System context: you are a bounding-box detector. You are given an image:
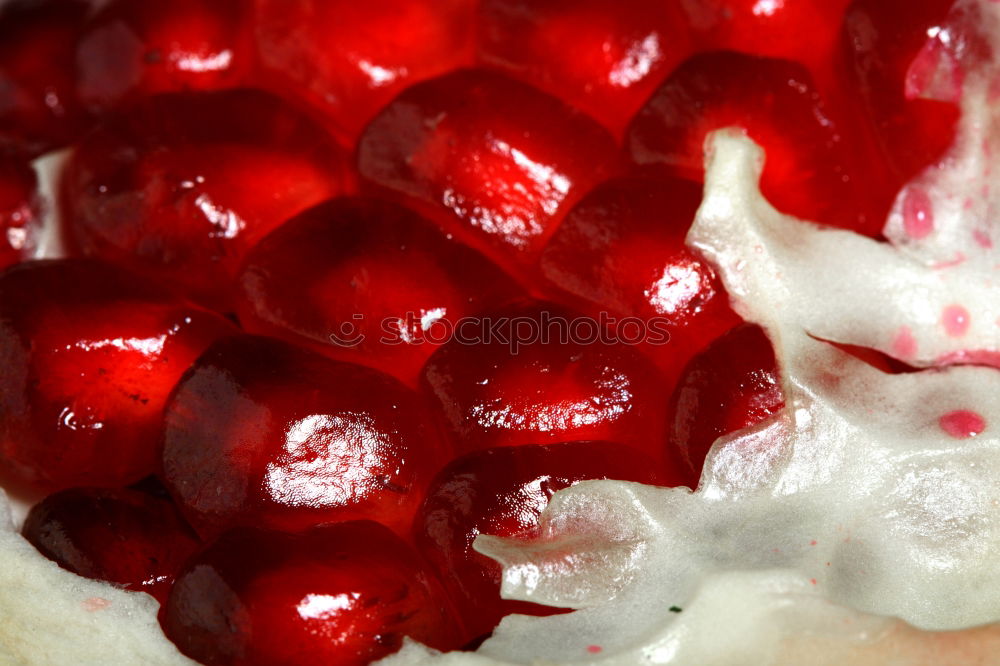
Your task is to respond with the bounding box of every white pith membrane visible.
[3,2,1000,664]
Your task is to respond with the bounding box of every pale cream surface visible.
[4,1,1000,664]
[0,490,195,666]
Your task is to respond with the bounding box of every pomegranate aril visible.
[476,0,695,136]
[681,0,852,71]
[0,0,92,155]
[839,0,960,186]
[414,441,669,638]
[666,324,784,487]
[77,0,255,113]
[63,89,351,312]
[420,302,671,464]
[0,259,236,491]
[540,176,740,374]
[164,521,464,666]
[237,197,522,387]
[22,486,200,603]
[162,334,450,539]
[0,152,39,269]
[626,51,884,237]
[357,69,621,279]
[253,0,476,145]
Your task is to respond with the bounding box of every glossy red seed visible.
[626,51,884,237]
[162,334,450,539]
[476,0,695,136]
[237,197,522,387]
[666,324,784,487]
[77,0,254,113]
[0,259,236,492]
[357,69,621,279]
[0,0,93,155]
[253,0,476,145]
[420,302,670,463]
[681,0,852,70]
[0,153,39,269]
[22,486,200,603]
[839,0,959,186]
[63,89,351,311]
[541,176,740,374]
[414,441,669,638]
[164,521,464,666]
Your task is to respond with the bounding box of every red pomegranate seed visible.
[0,0,93,155]
[839,0,959,187]
[357,69,620,279]
[22,486,200,603]
[162,334,450,539]
[253,0,476,145]
[681,0,852,70]
[77,0,255,113]
[476,0,695,136]
[164,521,464,666]
[236,197,522,387]
[62,89,351,312]
[0,153,39,269]
[0,259,236,492]
[626,51,885,237]
[666,324,784,487]
[540,176,740,373]
[414,441,670,638]
[420,302,670,463]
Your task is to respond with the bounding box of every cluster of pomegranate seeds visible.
[162,335,450,539]
[236,197,522,386]
[164,521,464,665]
[414,441,668,639]
[0,259,235,491]
[21,485,200,603]
[0,152,39,268]
[63,89,351,311]
[0,0,967,662]
[76,0,255,113]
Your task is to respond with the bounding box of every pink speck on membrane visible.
[939,410,986,439]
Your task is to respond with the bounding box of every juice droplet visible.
[942,305,971,337]
[81,597,111,612]
[586,645,603,654]
[973,229,993,248]
[892,326,917,359]
[939,410,986,439]
[902,188,934,239]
